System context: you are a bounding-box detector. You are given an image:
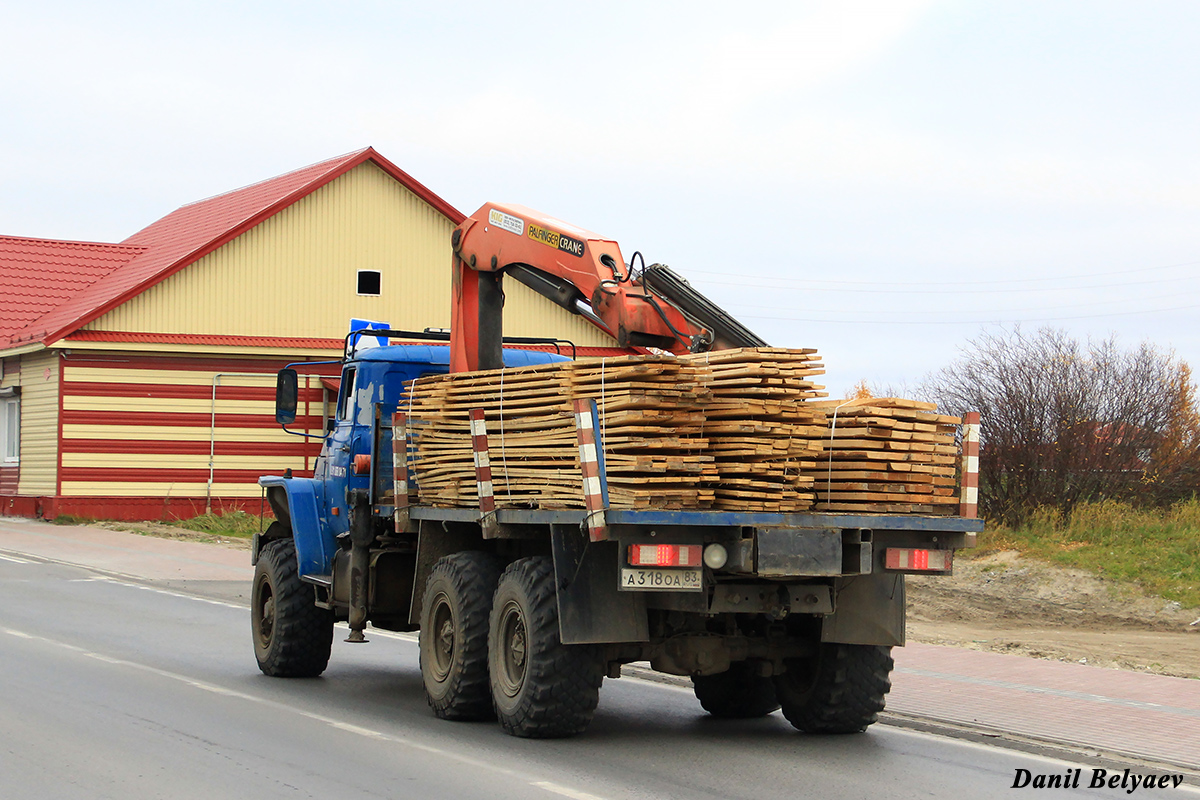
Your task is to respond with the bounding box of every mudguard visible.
[258,475,337,577]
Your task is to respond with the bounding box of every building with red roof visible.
[0,148,621,520]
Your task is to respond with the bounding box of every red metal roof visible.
[2,148,465,351]
[0,237,147,346]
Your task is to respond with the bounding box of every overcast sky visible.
[3,1,1197,396]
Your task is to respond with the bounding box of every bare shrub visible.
[923,327,1199,525]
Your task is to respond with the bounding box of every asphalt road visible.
[0,555,1194,800]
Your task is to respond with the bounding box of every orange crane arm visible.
[449,202,727,373]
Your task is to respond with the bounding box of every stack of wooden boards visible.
[679,349,826,511]
[405,355,717,509]
[801,398,961,515]
[403,349,963,515]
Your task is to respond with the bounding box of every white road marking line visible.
[0,553,34,564]
[330,721,388,739]
[533,781,611,800]
[0,625,615,800]
[62,574,245,609]
[116,581,245,609]
[336,623,417,642]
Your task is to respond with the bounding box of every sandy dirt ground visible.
[96,522,1199,680]
[908,551,1200,679]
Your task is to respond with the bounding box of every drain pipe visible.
[208,372,276,514]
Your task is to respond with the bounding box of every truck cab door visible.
[323,363,360,538]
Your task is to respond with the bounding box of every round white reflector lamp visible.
[703,543,728,570]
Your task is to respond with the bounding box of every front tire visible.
[489,557,603,738]
[692,662,780,718]
[419,552,502,720]
[252,538,334,677]
[773,643,893,733]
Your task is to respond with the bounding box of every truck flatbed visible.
[406,505,984,533]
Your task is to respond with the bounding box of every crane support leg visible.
[451,257,505,372]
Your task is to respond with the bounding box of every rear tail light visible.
[628,544,702,568]
[885,547,952,572]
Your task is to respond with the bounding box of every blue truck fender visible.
[258,475,337,577]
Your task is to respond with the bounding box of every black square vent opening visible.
[357,270,381,295]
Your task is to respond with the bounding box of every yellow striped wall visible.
[86,162,616,347]
[12,350,60,496]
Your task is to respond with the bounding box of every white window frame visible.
[1,395,17,464]
[338,367,358,421]
[352,268,381,297]
[356,270,382,296]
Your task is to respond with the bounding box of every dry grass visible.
[54,510,264,540]
[976,499,1200,608]
[174,511,262,538]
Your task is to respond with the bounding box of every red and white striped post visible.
[391,412,410,533]
[574,398,610,542]
[470,409,498,536]
[959,411,981,519]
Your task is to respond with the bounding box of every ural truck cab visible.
[255,342,568,655]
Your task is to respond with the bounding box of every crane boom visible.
[449,202,764,372]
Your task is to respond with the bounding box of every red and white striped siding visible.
[59,354,328,500]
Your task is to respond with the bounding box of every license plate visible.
[620,567,703,592]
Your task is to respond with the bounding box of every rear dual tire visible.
[488,557,604,738]
[773,643,893,733]
[419,551,503,720]
[419,554,604,737]
[692,662,780,718]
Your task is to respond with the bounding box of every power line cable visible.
[736,302,1200,326]
[690,273,1200,295]
[724,288,1200,316]
[681,258,1200,289]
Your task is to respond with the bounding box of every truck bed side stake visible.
[574,398,609,542]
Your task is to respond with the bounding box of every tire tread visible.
[254,538,334,678]
[420,551,502,720]
[490,557,603,738]
[774,643,893,734]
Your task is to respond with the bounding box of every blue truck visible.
[251,202,983,739]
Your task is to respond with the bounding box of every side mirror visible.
[275,369,298,425]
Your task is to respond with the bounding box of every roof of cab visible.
[352,344,570,367]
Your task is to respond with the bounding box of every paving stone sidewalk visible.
[890,642,1199,770]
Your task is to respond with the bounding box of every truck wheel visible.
[252,538,334,677]
[692,662,781,718]
[772,643,893,734]
[420,551,502,720]
[489,557,603,738]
